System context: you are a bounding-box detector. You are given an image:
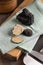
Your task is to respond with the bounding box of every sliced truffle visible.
[12,24,24,35]
[11,36,24,44]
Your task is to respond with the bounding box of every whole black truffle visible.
[17,13,28,24]
[22,29,32,36]
[23,8,30,16]
[16,8,34,26]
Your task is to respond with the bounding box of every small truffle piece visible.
[11,36,24,44]
[16,8,34,26]
[3,48,22,61]
[12,24,24,35]
[22,29,32,36]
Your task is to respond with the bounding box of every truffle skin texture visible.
[23,8,30,16]
[16,8,34,26]
[22,29,33,36]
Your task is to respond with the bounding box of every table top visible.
[0,0,43,65]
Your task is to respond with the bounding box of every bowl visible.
[0,0,17,13]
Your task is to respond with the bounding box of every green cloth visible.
[0,1,43,54]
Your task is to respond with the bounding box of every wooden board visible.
[0,51,25,65]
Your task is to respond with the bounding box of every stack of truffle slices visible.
[16,8,34,26]
[11,24,33,44]
[12,24,24,44]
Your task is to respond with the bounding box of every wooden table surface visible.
[0,0,43,65]
[0,52,25,65]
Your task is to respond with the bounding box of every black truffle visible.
[22,29,32,36]
[16,8,34,26]
[23,8,30,16]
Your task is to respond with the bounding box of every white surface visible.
[23,53,42,65]
[0,1,43,54]
[20,35,39,52]
[35,0,43,14]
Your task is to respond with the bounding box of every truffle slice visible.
[11,36,24,44]
[12,24,24,35]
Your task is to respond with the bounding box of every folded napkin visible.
[25,1,43,34]
[19,1,43,52]
[0,31,17,54]
[19,35,39,52]
[0,1,43,54]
